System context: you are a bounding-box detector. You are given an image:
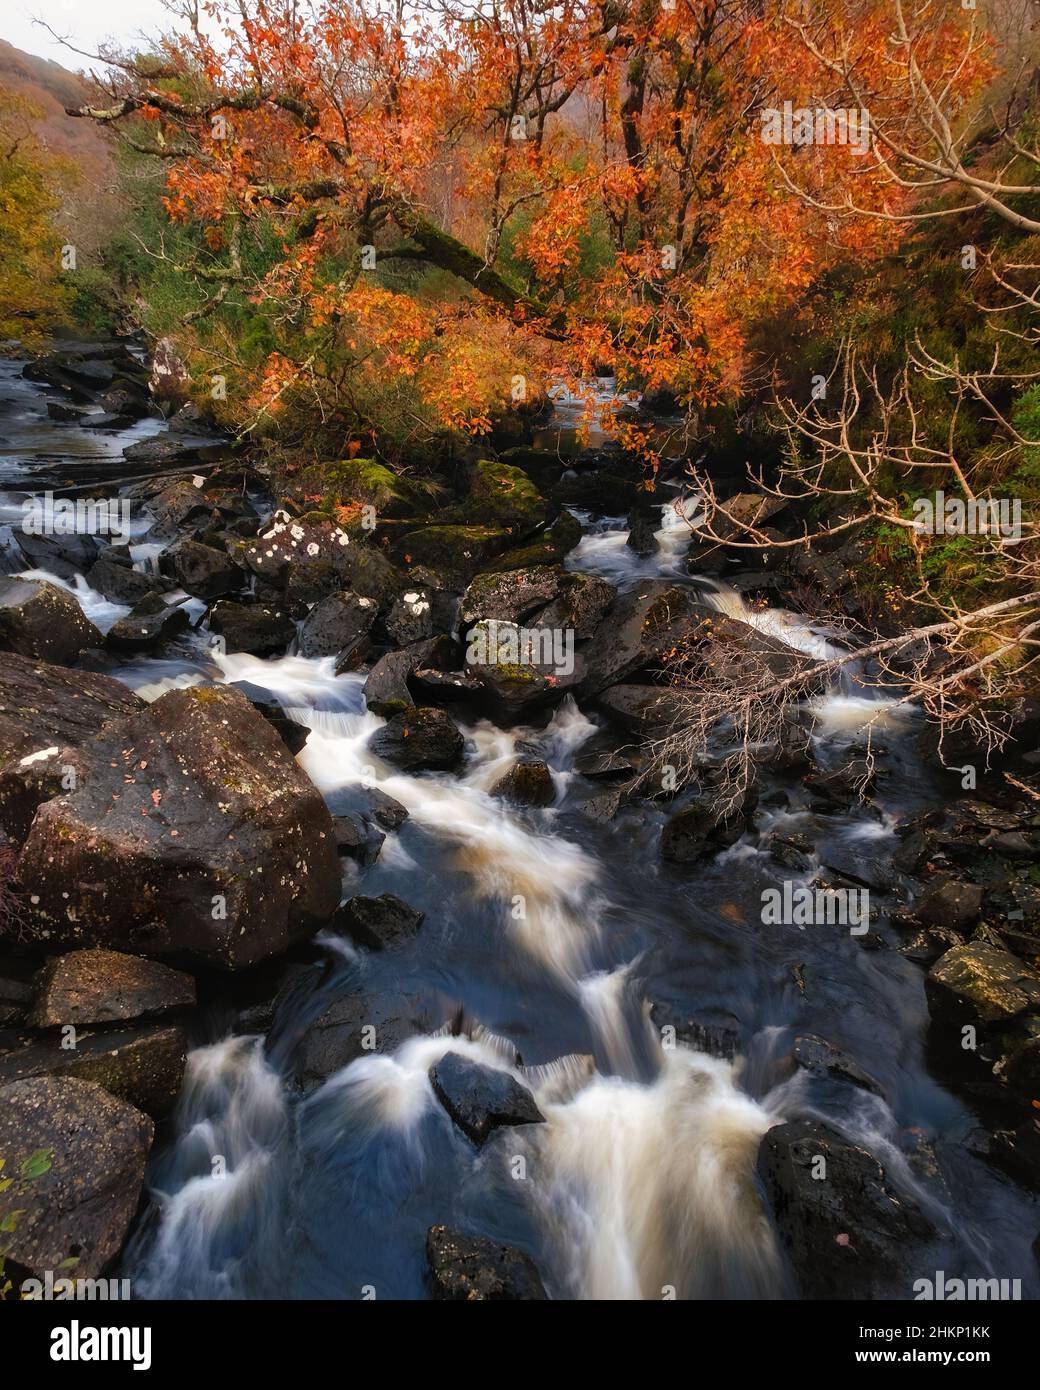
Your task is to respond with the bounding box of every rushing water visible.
[3,357,1037,1301]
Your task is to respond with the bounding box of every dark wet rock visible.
[552,469,635,515]
[970,1121,1040,1190]
[14,685,340,969]
[384,588,435,646]
[536,571,616,638]
[793,1034,884,1096]
[573,736,638,780]
[0,1022,186,1117]
[429,1051,544,1145]
[86,555,174,606]
[804,759,876,809]
[626,505,660,557]
[756,1118,934,1300]
[208,599,294,657]
[768,832,813,872]
[331,892,424,950]
[916,879,984,931]
[761,720,817,776]
[926,942,1040,1025]
[661,790,754,863]
[579,581,710,695]
[28,948,195,1027]
[369,705,464,772]
[123,432,220,467]
[576,787,621,823]
[162,539,241,600]
[497,447,566,492]
[461,565,563,626]
[648,1001,740,1059]
[15,530,102,581]
[994,1035,1040,1101]
[298,590,377,665]
[47,401,87,423]
[330,813,385,867]
[0,576,101,664]
[593,682,684,734]
[491,759,555,807]
[295,986,428,1088]
[489,510,584,570]
[105,592,190,652]
[254,705,310,756]
[899,925,964,966]
[0,1074,153,1282]
[363,636,458,714]
[364,788,409,830]
[426,1225,547,1300]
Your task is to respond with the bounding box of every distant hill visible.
[0,38,113,179]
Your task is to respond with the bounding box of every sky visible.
[3,0,183,68]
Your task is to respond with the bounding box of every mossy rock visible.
[488,511,583,570]
[391,525,513,588]
[300,458,429,518]
[447,460,547,532]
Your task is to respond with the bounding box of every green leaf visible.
[20,1149,54,1180]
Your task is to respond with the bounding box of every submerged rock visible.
[660,790,754,863]
[426,1225,547,1300]
[429,1051,544,1145]
[792,1034,884,1096]
[0,1075,153,1282]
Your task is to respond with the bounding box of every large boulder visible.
[299,458,428,518]
[0,1075,153,1282]
[0,656,142,842]
[461,565,564,626]
[86,555,174,606]
[660,790,755,863]
[368,706,464,772]
[28,948,195,1027]
[756,1118,934,1299]
[491,759,555,807]
[455,460,547,532]
[426,1225,547,1300]
[0,577,101,664]
[13,685,340,969]
[429,1052,544,1146]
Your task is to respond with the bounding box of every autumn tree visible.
[0,85,71,347]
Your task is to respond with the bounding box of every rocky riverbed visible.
[0,341,1038,1300]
